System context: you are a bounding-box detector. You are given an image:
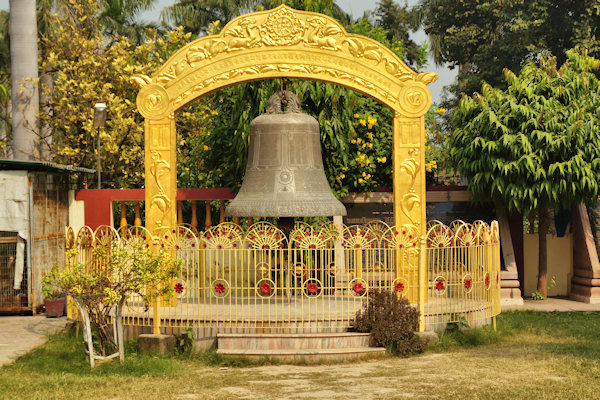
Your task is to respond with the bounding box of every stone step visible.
[217,332,372,350]
[216,347,386,362]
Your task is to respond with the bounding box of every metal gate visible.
[0,231,28,313]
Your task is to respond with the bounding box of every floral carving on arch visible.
[131,4,437,120]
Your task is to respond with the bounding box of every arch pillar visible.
[393,113,427,303]
[393,114,426,235]
[145,116,177,233]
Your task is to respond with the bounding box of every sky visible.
[0,0,456,104]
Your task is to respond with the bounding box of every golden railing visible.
[65,220,501,332]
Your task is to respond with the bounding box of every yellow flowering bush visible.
[424,106,451,185]
[39,0,193,188]
[42,240,180,357]
[338,109,393,193]
[425,160,437,173]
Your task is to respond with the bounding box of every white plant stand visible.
[73,296,126,368]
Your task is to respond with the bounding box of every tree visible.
[449,49,600,297]
[161,0,260,35]
[98,0,160,45]
[162,0,351,36]
[43,240,180,365]
[0,11,9,82]
[0,11,9,157]
[417,0,600,99]
[39,0,192,187]
[374,0,424,70]
[260,0,349,23]
[10,0,39,160]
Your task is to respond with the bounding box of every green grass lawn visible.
[2,311,600,400]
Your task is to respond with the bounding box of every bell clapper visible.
[276,217,295,237]
[280,77,288,109]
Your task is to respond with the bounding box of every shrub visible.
[175,326,194,355]
[43,241,180,357]
[354,290,424,357]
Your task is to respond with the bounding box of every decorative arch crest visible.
[131,4,437,238]
[131,4,436,119]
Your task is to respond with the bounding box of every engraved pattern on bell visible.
[225,90,347,217]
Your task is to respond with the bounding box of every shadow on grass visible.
[428,325,505,352]
[2,328,280,377]
[3,330,183,377]
[428,310,600,361]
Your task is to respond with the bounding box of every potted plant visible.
[41,269,65,317]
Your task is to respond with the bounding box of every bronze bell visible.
[225,90,347,218]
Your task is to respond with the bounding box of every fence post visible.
[120,201,127,228]
[152,232,162,335]
[191,200,198,231]
[205,201,212,228]
[153,297,161,335]
[418,235,426,332]
[219,200,225,224]
[177,200,184,225]
[134,201,142,227]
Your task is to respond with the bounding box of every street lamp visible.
[93,103,107,189]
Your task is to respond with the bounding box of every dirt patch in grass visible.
[2,311,600,399]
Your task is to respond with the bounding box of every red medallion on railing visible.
[215,282,226,294]
[349,279,367,297]
[307,282,319,294]
[434,276,446,295]
[304,279,323,297]
[175,282,184,293]
[395,281,405,293]
[353,282,364,294]
[256,278,275,298]
[211,279,229,298]
[260,282,271,294]
[463,274,473,294]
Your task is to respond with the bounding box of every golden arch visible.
[132,4,437,235]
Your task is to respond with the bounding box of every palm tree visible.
[414,0,443,66]
[261,0,349,23]
[0,11,10,157]
[0,11,9,80]
[162,0,351,36]
[99,0,160,45]
[161,0,260,35]
[10,0,39,160]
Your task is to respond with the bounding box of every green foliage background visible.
[33,0,434,195]
[418,0,600,104]
[168,1,430,197]
[450,49,600,216]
